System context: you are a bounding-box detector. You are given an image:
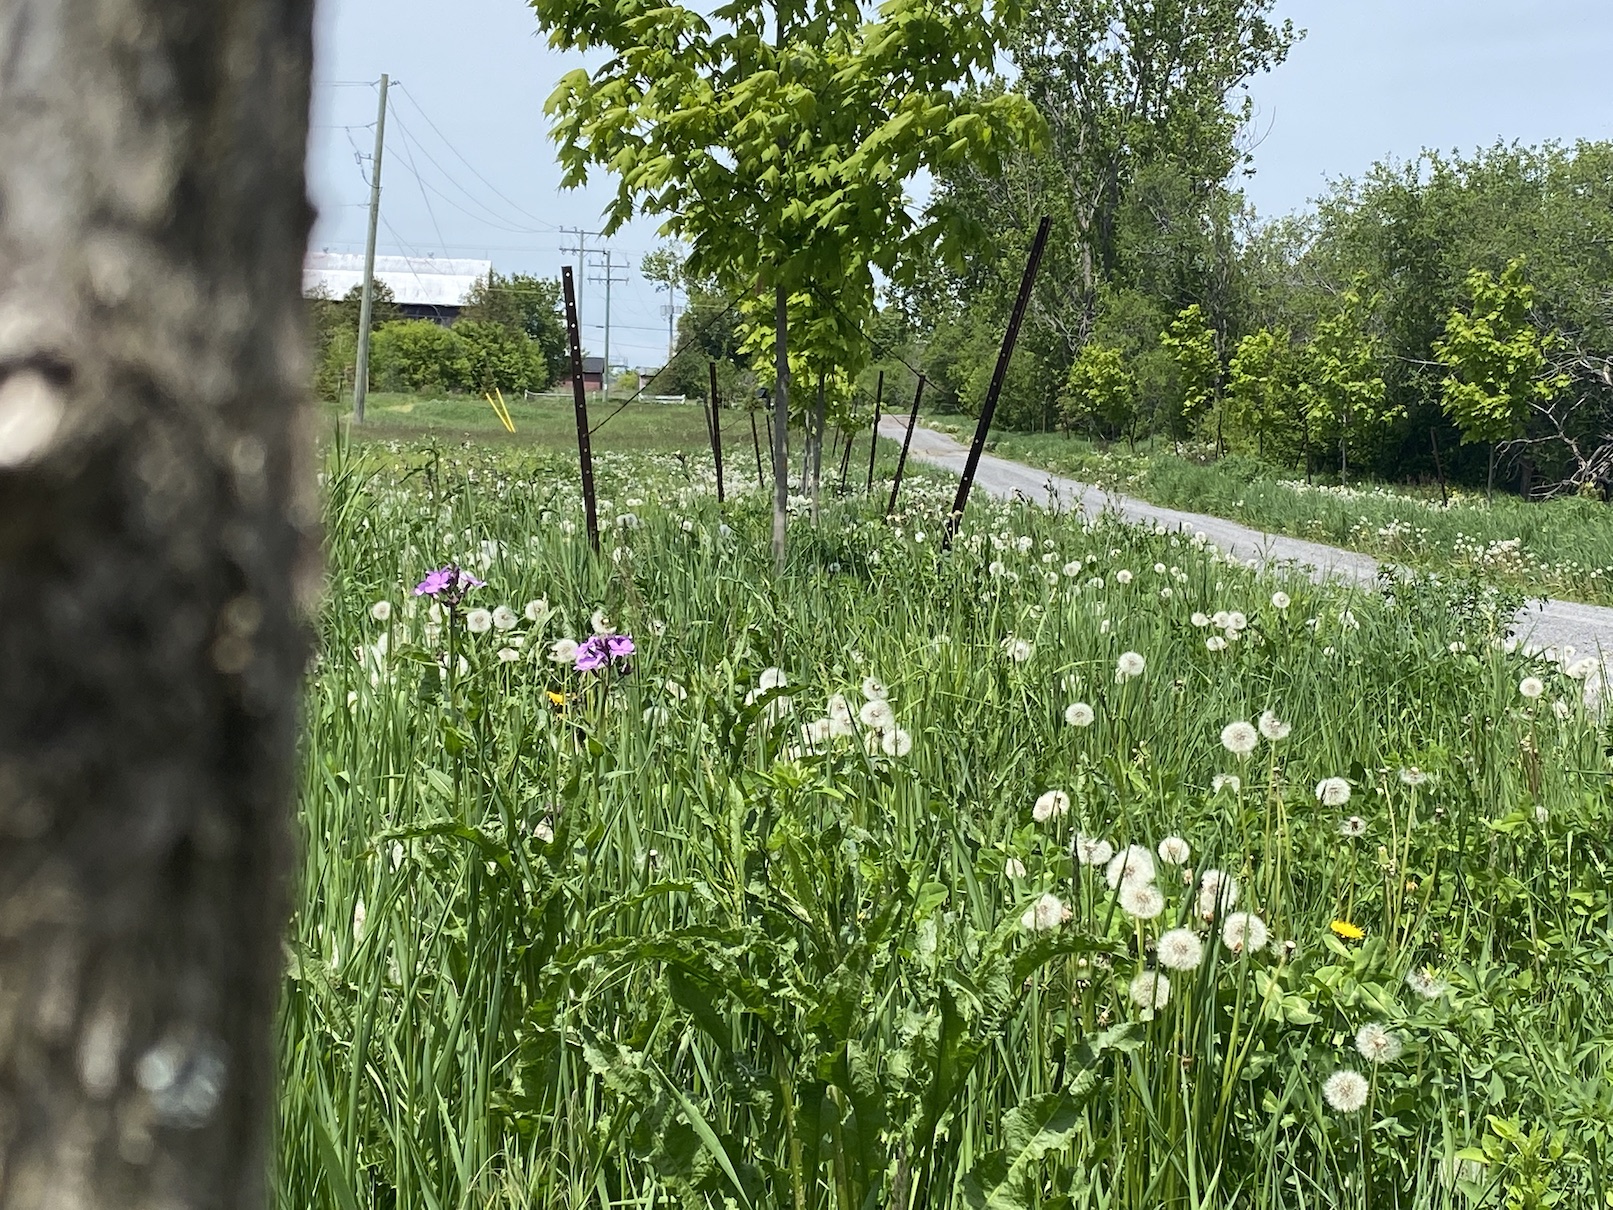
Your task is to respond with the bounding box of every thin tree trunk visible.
[809,372,826,522]
[0,2,315,1206]
[772,285,789,570]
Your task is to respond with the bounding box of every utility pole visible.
[662,278,680,364]
[588,248,628,395]
[559,227,597,333]
[352,73,389,425]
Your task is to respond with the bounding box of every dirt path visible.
[881,419,1613,674]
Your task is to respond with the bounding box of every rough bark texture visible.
[0,3,316,1207]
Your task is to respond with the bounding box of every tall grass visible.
[277,438,1613,1210]
[973,431,1613,607]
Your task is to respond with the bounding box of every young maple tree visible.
[1435,257,1568,498]
[532,0,1041,565]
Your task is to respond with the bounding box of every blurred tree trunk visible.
[0,2,316,1207]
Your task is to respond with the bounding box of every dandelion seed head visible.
[492,605,519,631]
[1405,967,1448,999]
[1354,1023,1403,1064]
[1021,892,1065,932]
[1120,881,1165,919]
[1074,835,1114,866]
[1032,790,1071,823]
[1271,591,1291,610]
[1064,701,1095,728]
[1212,773,1242,795]
[1257,710,1291,741]
[369,601,392,622]
[1322,1070,1370,1114]
[1519,676,1545,699]
[1315,777,1352,807]
[1128,970,1171,1012]
[1220,720,1259,757]
[1196,869,1239,919]
[1221,912,1269,954]
[465,609,494,634]
[1397,766,1427,787]
[880,727,914,757]
[1115,651,1146,682]
[861,676,889,701]
[1157,836,1191,865]
[1105,844,1156,889]
[1339,815,1367,838]
[1157,928,1204,972]
[859,698,896,732]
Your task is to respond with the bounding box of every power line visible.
[393,84,560,231]
[588,288,752,436]
[386,111,555,235]
[391,95,449,255]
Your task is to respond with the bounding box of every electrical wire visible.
[587,290,751,436]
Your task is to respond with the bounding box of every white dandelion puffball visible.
[1032,789,1072,823]
[465,609,494,634]
[1196,869,1239,919]
[1212,773,1242,795]
[1002,637,1034,663]
[1221,912,1269,954]
[859,698,896,732]
[1065,701,1095,728]
[1128,970,1171,1012]
[880,728,914,758]
[1220,721,1259,758]
[1225,611,1248,632]
[1105,845,1156,889]
[1115,651,1146,682]
[826,692,853,722]
[1322,1070,1370,1114]
[1191,612,1211,627]
[370,600,392,622]
[1257,710,1291,741]
[861,676,889,701]
[1005,857,1027,879]
[1158,928,1204,971]
[1074,835,1115,866]
[1338,816,1367,838]
[492,605,520,631]
[549,638,579,664]
[1519,676,1545,699]
[1021,892,1066,932]
[1157,836,1191,865]
[590,608,615,634]
[1354,1023,1404,1064]
[1315,777,1352,807]
[759,666,789,691]
[1271,591,1291,610]
[1115,569,1134,585]
[1120,881,1165,920]
[1398,766,1427,787]
[1405,967,1449,1000]
[524,598,548,621]
[1205,636,1228,652]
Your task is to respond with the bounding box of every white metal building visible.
[303,252,493,324]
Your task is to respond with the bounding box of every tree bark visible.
[0,3,316,1207]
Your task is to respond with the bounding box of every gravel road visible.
[880,418,1613,674]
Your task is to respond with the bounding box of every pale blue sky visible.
[308,0,1613,367]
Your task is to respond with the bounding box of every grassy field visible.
[278,437,1612,1210]
[324,391,804,467]
[919,421,1613,607]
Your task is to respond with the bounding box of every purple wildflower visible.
[413,565,486,602]
[573,632,634,673]
[415,568,454,597]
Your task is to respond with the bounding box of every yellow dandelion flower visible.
[546,690,567,708]
[1330,919,1365,941]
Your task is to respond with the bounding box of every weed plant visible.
[279,440,1613,1210]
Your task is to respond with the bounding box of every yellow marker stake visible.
[485,389,516,434]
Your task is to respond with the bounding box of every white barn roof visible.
[303,251,493,309]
